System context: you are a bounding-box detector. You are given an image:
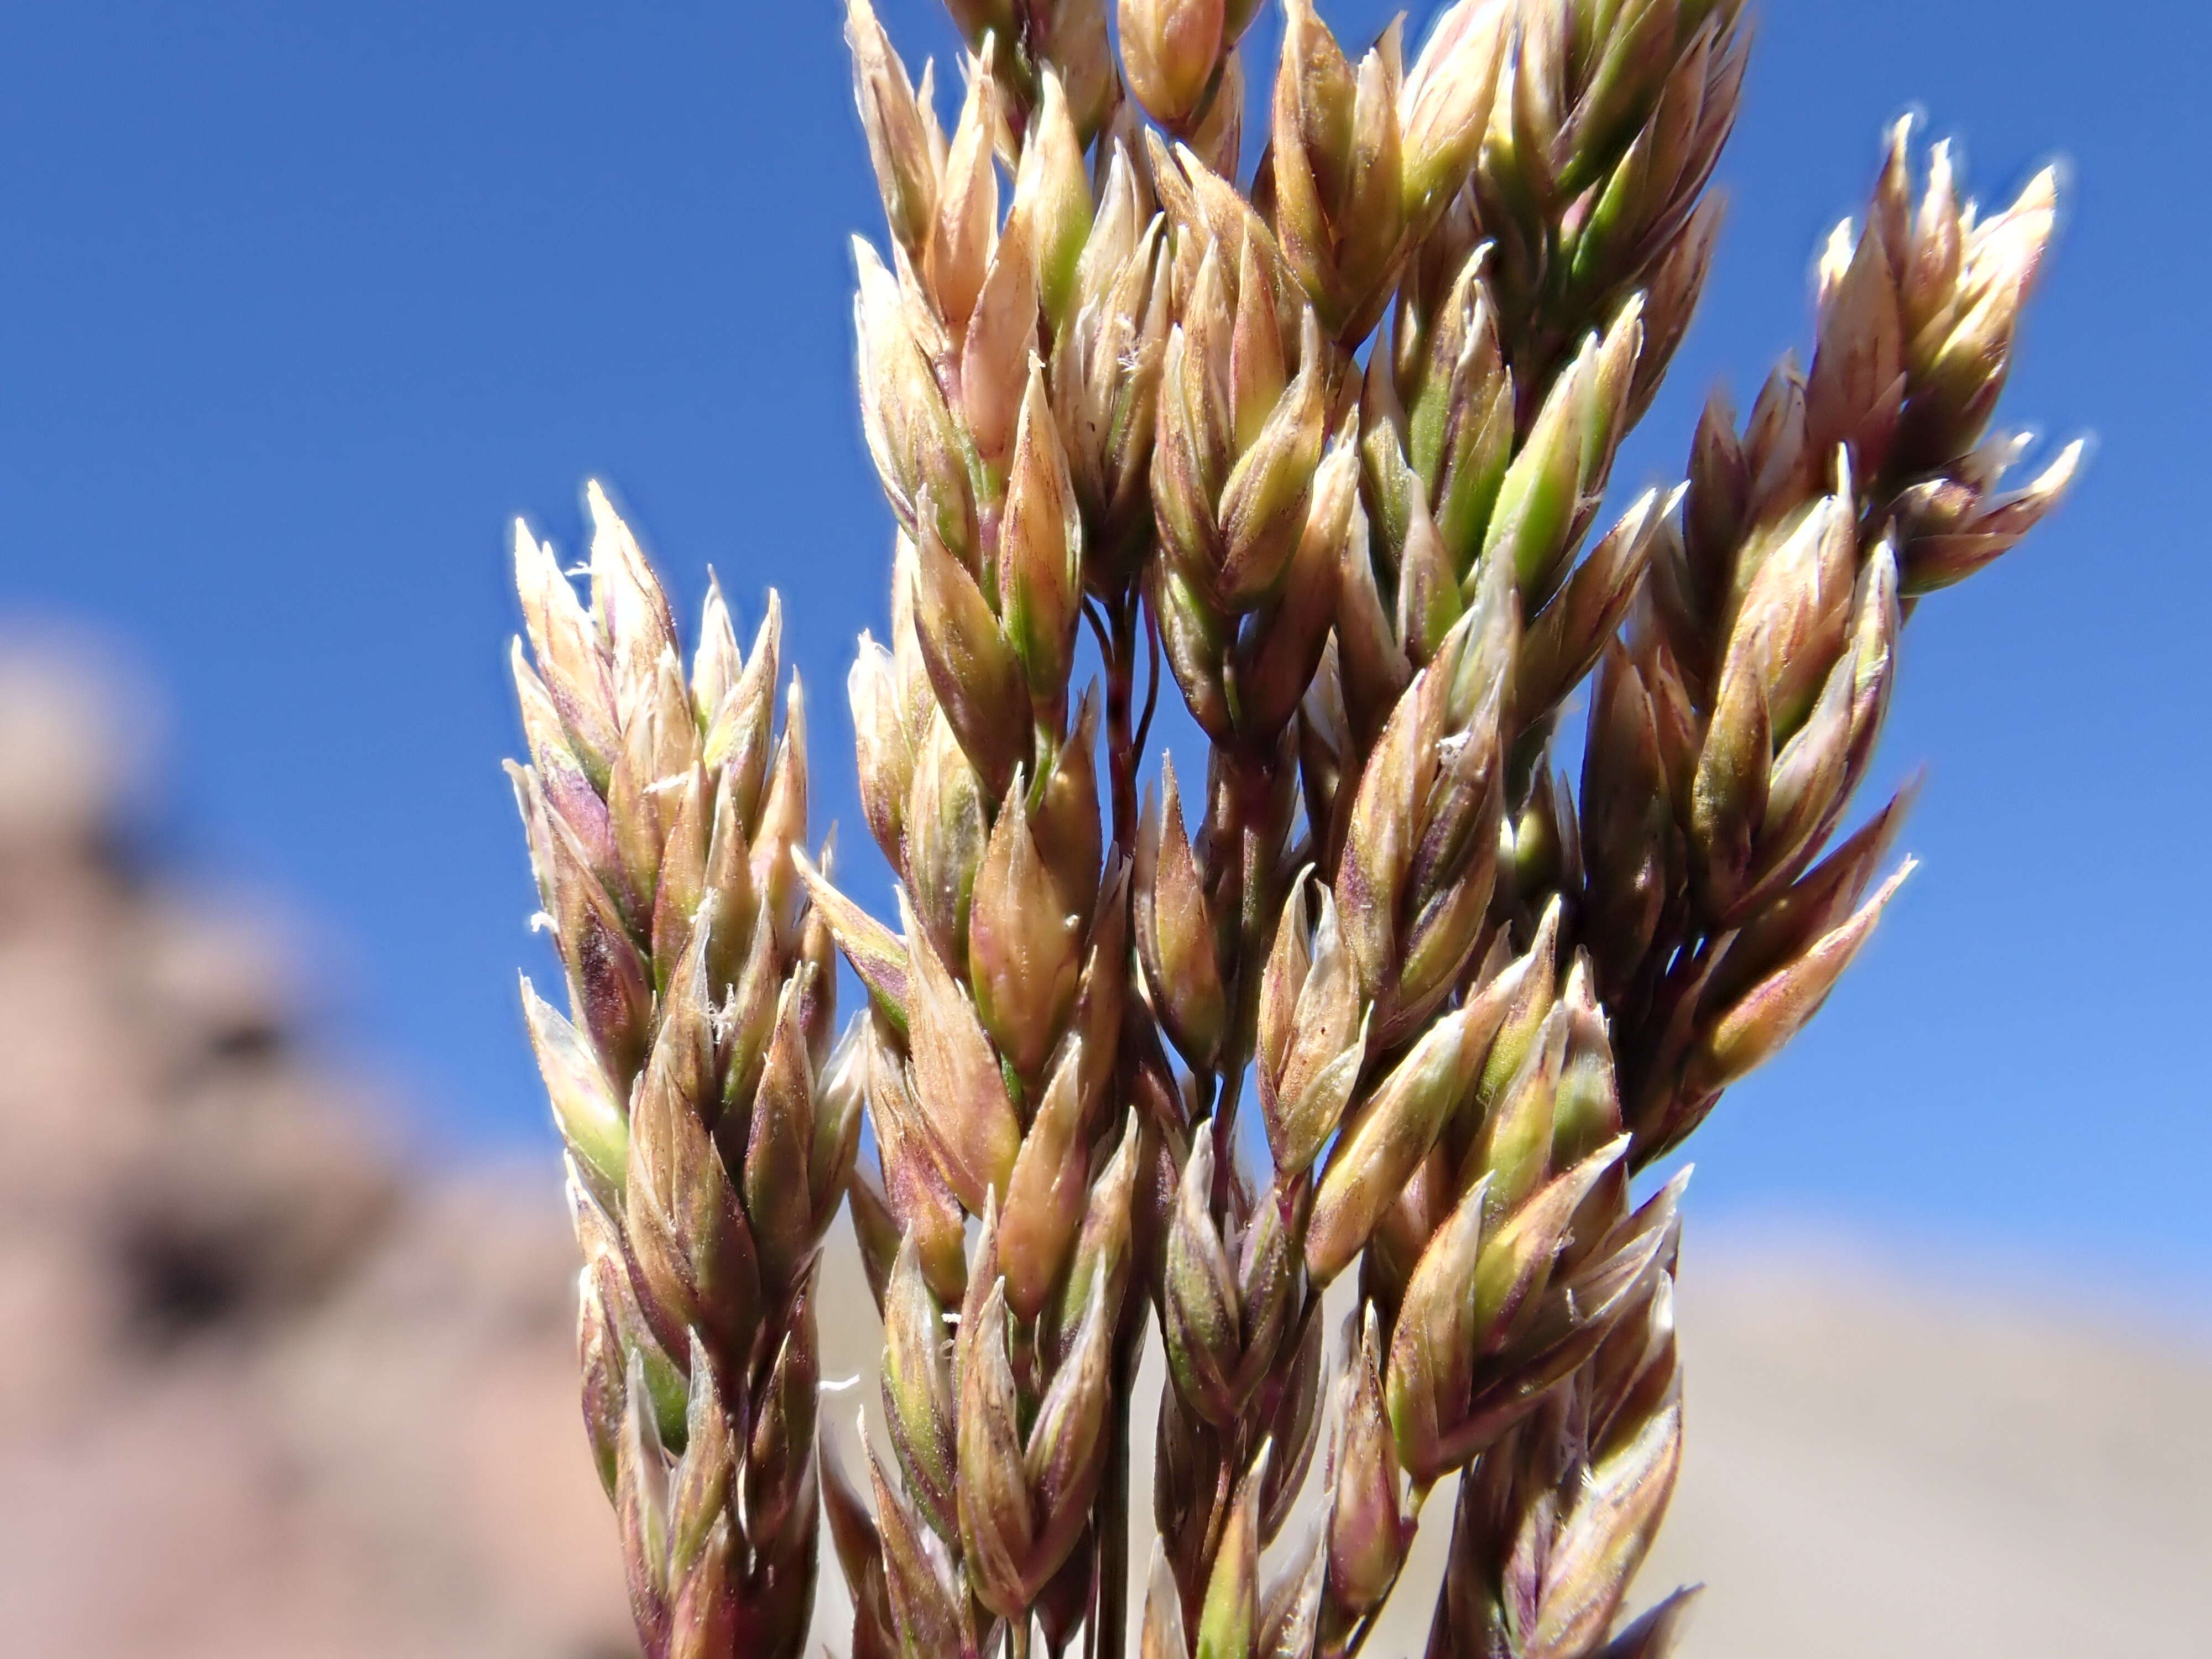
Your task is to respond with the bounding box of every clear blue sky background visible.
[3,2,2203,1296]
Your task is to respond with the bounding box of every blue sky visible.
[3,2,2203,1295]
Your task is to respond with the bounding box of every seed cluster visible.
[507,4,2075,1656]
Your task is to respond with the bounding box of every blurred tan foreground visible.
[1,642,2204,1657]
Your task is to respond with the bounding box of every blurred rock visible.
[0,640,631,1658]
[0,634,147,847]
[1637,1244,2212,1657]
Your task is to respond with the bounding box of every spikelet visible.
[511,490,854,1658]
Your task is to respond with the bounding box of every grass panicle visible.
[508,4,2077,1654]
